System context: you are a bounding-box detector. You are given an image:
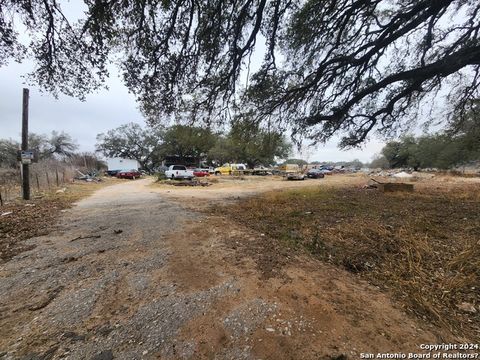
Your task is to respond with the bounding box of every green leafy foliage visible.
[160,125,217,166]
[95,121,289,170]
[380,112,480,170]
[369,155,389,170]
[208,118,291,167]
[96,123,165,172]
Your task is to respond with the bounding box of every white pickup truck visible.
[165,165,194,180]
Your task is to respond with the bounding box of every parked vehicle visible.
[286,172,305,180]
[165,165,194,179]
[214,163,247,175]
[193,169,210,177]
[278,164,301,174]
[252,166,272,176]
[116,169,141,179]
[196,167,215,174]
[307,168,325,179]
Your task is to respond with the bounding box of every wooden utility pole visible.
[22,88,30,200]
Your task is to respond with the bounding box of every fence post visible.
[0,188,3,206]
[21,88,30,200]
[62,171,65,184]
[55,169,59,187]
[46,172,50,188]
[36,173,40,191]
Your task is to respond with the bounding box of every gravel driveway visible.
[0,179,239,359]
[0,178,449,359]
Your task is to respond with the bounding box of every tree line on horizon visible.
[0,122,292,173]
[2,109,478,173]
[95,121,291,172]
[370,113,480,170]
[0,131,104,171]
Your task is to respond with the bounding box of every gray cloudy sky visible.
[0,61,385,163]
[0,1,385,163]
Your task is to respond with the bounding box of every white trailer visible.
[106,157,139,173]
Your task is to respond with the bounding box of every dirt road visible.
[0,178,452,359]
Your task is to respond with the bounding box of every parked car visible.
[214,163,247,175]
[116,169,141,179]
[193,169,210,177]
[307,168,325,179]
[165,165,194,179]
[286,172,305,180]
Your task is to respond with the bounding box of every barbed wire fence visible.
[0,160,76,205]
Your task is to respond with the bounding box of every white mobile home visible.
[106,157,140,172]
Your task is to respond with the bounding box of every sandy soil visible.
[0,176,463,359]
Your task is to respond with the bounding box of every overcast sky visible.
[0,2,386,164]
[0,60,385,163]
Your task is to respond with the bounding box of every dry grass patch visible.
[220,181,480,340]
[0,177,122,263]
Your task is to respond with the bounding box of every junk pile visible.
[168,180,212,187]
[74,170,102,182]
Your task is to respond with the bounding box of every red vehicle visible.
[193,169,210,177]
[116,169,141,179]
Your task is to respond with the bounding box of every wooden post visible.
[36,173,40,190]
[21,88,30,200]
[55,169,59,187]
[46,172,50,188]
[0,188,3,206]
[62,171,65,184]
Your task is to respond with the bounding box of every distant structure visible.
[106,157,139,175]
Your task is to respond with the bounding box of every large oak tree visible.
[1,0,479,146]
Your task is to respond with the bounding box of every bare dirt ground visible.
[0,175,472,359]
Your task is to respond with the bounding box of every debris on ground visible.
[75,169,102,182]
[167,180,212,187]
[70,234,102,242]
[0,179,115,263]
[393,171,414,178]
[0,200,62,263]
[457,302,477,313]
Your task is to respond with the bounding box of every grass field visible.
[221,175,480,339]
